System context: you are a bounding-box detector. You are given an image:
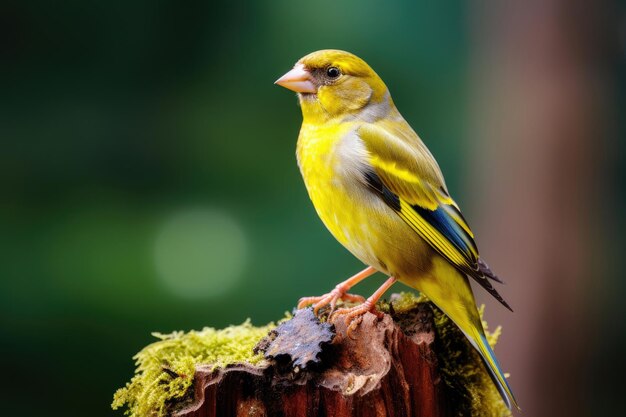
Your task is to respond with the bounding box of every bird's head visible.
[275,50,392,122]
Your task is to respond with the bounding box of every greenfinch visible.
[275,50,518,410]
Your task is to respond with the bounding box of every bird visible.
[274,49,518,410]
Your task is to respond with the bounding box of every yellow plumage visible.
[276,49,518,410]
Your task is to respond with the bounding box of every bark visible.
[175,303,452,417]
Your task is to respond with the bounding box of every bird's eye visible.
[326,67,341,78]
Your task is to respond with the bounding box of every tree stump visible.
[177,303,461,417]
[113,294,510,417]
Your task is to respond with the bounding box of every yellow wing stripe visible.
[370,155,421,184]
[398,199,476,270]
[398,199,466,266]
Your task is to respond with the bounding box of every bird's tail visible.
[464,327,519,410]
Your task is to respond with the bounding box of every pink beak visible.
[275,64,317,93]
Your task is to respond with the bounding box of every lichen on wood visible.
[254,307,335,373]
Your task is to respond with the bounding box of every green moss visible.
[112,320,276,417]
[386,291,424,313]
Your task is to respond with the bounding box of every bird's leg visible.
[297,266,377,315]
[332,276,397,331]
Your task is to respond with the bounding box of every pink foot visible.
[332,276,397,333]
[298,287,365,315]
[331,299,383,331]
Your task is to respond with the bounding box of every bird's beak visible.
[274,64,316,93]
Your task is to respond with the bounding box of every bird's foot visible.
[298,286,366,316]
[331,276,397,334]
[331,298,383,333]
[297,266,378,316]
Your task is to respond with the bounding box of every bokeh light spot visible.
[154,208,248,299]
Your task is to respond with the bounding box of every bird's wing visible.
[357,124,511,310]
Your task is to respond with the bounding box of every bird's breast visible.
[296,124,391,271]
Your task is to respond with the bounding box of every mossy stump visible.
[113,293,511,417]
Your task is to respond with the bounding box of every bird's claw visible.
[298,288,366,316]
[330,299,382,335]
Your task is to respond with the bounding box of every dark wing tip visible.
[498,295,514,312]
[471,269,514,312]
[478,258,505,284]
[484,280,514,312]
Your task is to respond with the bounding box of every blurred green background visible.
[1,1,624,416]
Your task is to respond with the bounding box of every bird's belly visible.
[309,181,381,267]
[303,167,434,278]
